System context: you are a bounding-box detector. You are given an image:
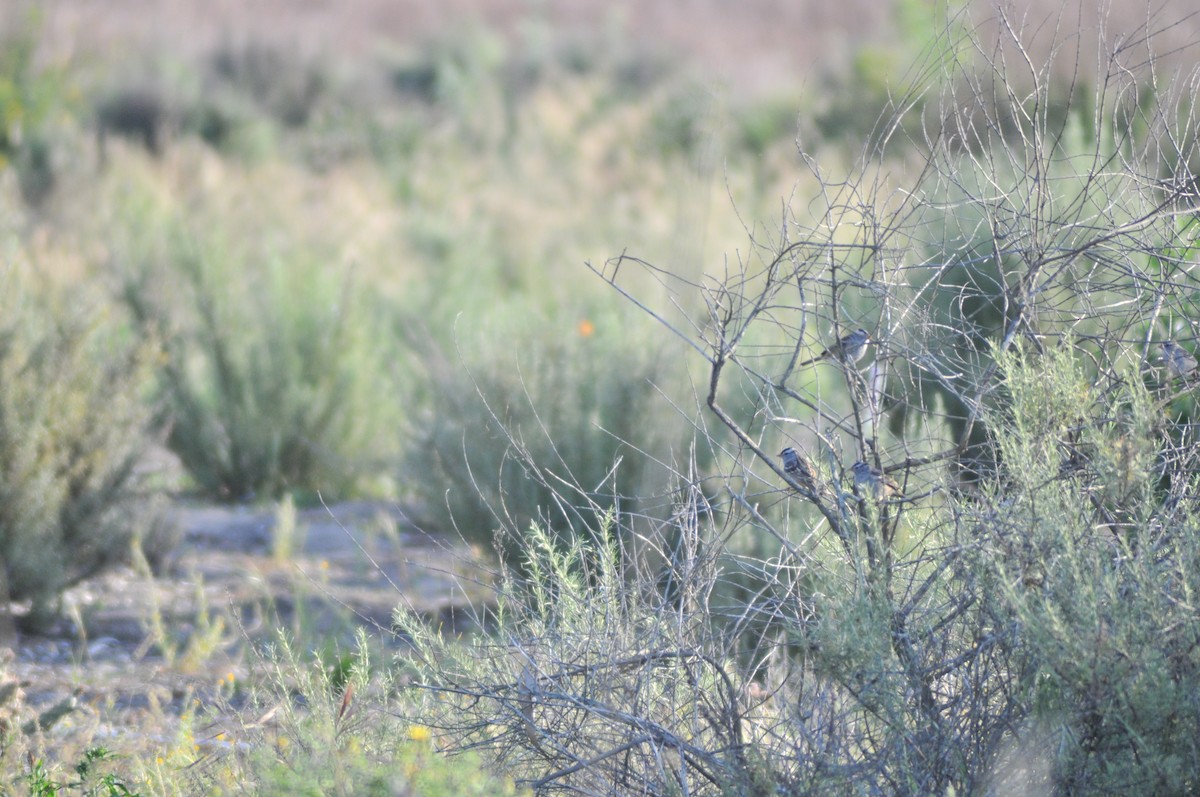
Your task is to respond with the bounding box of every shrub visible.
[394,512,770,795]
[0,275,163,631]
[0,8,76,204]
[95,87,172,158]
[208,42,329,129]
[24,747,142,797]
[184,633,528,796]
[978,345,1200,794]
[583,5,1200,793]
[400,299,706,564]
[115,180,402,501]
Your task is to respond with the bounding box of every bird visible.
[780,447,819,492]
[851,461,900,501]
[1159,340,1197,380]
[798,328,872,367]
[517,664,540,744]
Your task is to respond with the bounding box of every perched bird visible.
[851,461,900,501]
[1159,340,1197,380]
[517,664,540,744]
[780,447,819,492]
[799,328,872,367]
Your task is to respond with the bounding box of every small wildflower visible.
[320,559,330,570]
[407,724,432,742]
[578,319,595,337]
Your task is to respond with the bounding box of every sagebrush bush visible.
[394,515,772,796]
[0,276,163,631]
[400,300,705,564]
[576,6,1200,793]
[115,179,403,501]
[977,346,1200,794]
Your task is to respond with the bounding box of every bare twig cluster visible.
[402,5,1200,794]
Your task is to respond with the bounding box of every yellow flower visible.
[407,724,432,742]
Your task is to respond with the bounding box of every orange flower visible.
[578,319,595,337]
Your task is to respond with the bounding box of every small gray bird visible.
[1159,340,1197,380]
[851,460,900,501]
[799,328,872,367]
[780,447,818,491]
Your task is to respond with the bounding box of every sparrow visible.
[851,460,900,501]
[780,447,819,492]
[517,664,540,744]
[799,328,872,367]
[1159,340,1197,380]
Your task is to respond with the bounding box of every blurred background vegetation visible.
[0,0,883,556]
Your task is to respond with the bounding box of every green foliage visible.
[192,632,527,796]
[401,300,700,562]
[0,276,163,631]
[982,346,1200,794]
[649,83,718,160]
[6,4,1200,794]
[115,184,402,501]
[734,94,798,157]
[888,104,1172,473]
[383,26,513,151]
[208,42,330,129]
[0,8,75,203]
[242,739,527,797]
[814,0,967,149]
[393,513,763,795]
[23,747,141,796]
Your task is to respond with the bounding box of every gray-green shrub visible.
[0,8,76,205]
[400,299,705,564]
[978,345,1200,794]
[0,277,162,631]
[116,186,402,501]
